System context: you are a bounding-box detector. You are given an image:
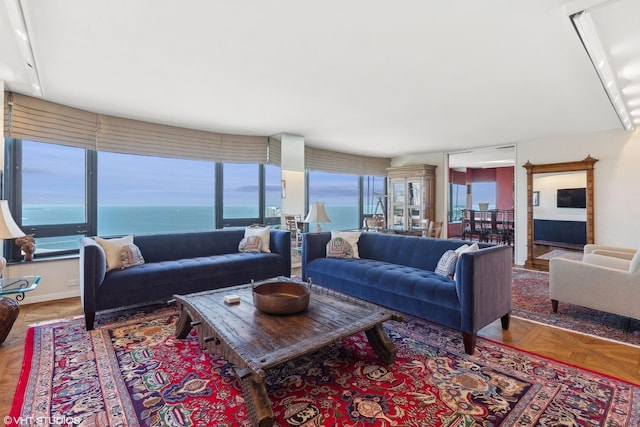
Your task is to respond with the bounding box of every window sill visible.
[8,253,79,266]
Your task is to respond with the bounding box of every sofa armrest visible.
[583,253,631,270]
[455,245,512,334]
[79,237,107,324]
[301,232,331,280]
[584,244,636,259]
[269,230,292,276]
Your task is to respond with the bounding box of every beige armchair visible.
[549,245,640,320]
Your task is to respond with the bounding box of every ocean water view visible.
[23,204,360,252]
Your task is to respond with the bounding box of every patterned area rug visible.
[10,306,640,426]
[512,267,640,347]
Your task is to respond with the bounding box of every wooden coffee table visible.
[174,278,403,427]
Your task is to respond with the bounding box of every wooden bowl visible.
[253,280,310,314]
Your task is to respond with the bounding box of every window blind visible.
[305,146,391,176]
[267,137,281,166]
[96,114,222,161]
[3,92,97,149]
[220,134,268,164]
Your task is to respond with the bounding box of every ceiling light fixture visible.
[3,0,43,97]
[572,10,634,131]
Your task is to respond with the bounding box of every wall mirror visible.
[523,156,598,270]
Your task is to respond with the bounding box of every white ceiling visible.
[1,0,638,160]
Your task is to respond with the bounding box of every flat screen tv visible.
[557,187,586,208]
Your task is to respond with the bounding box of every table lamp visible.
[0,200,26,278]
[304,202,331,232]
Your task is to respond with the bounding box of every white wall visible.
[514,127,639,264]
[533,172,586,221]
[280,133,306,223]
[5,258,80,304]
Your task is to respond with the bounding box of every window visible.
[471,182,496,210]
[363,176,386,217]
[222,163,259,226]
[308,171,360,231]
[449,183,466,222]
[15,140,90,256]
[98,152,215,235]
[264,164,282,223]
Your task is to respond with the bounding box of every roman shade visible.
[4,92,270,163]
[220,134,268,164]
[4,92,97,149]
[267,137,281,166]
[305,146,390,176]
[96,114,222,161]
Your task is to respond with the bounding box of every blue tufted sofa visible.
[302,232,512,354]
[80,229,291,330]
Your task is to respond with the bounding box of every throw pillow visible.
[326,237,354,258]
[95,235,134,272]
[456,242,479,255]
[244,226,271,253]
[453,242,479,280]
[238,235,262,253]
[435,250,458,278]
[331,231,361,259]
[120,243,145,269]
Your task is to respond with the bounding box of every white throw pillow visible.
[331,231,361,258]
[453,242,479,280]
[95,235,134,272]
[244,226,271,253]
[455,242,479,255]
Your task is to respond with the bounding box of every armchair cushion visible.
[583,253,631,271]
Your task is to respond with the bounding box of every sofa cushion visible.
[95,235,134,271]
[99,253,287,299]
[305,258,459,310]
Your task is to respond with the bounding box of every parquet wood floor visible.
[1,280,639,419]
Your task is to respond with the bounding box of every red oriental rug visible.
[512,267,640,347]
[9,305,640,426]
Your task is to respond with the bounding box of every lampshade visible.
[304,202,331,232]
[0,201,25,239]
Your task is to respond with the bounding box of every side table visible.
[0,276,41,345]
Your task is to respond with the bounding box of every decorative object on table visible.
[15,234,35,261]
[0,200,26,276]
[251,278,310,314]
[304,202,331,232]
[11,306,639,426]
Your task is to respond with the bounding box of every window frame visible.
[4,139,281,261]
[3,139,97,261]
[305,171,387,232]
